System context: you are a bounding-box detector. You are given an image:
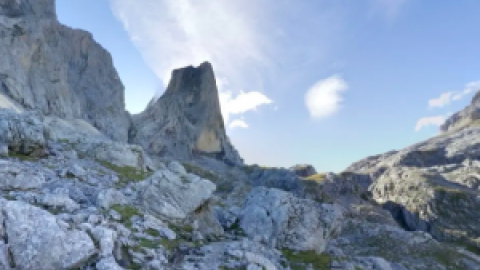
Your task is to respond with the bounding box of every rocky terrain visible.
[0,0,480,270]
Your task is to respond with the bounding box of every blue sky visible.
[56,0,480,172]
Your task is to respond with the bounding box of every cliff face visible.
[130,62,243,166]
[0,0,130,141]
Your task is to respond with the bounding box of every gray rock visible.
[36,191,80,212]
[441,87,480,133]
[97,188,128,209]
[0,110,46,156]
[0,160,46,190]
[0,0,130,141]
[90,226,117,257]
[214,206,238,229]
[130,62,243,166]
[0,241,11,270]
[290,164,317,177]
[2,200,96,270]
[239,187,343,252]
[96,256,126,270]
[137,161,216,219]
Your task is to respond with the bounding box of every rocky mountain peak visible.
[0,0,56,18]
[164,61,216,96]
[441,87,480,132]
[131,62,243,166]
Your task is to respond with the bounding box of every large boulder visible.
[0,110,46,156]
[0,200,96,270]
[137,161,216,219]
[239,187,343,252]
[130,62,243,166]
[0,0,130,141]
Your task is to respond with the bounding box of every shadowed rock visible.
[130,62,243,166]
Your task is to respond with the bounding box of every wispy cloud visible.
[108,0,345,126]
[428,81,480,108]
[369,0,409,20]
[452,81,480,101]
[229,119,249,129]
[219,91,272,124]
[415,115,445,131]
[305,75,348,119]
[429,92,453,108]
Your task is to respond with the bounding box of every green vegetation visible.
[111,204,141,228]
[282,249,331,270]
[145,228,160,237]
[8,151,39,162]
[303,173,326,183]
[98,160,152,186]
[182,162,220,182]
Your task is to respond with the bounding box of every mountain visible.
[0,0,130,141]
[0,1,478,270]
[130,62,243,166]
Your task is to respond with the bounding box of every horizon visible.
[56,0,480,172]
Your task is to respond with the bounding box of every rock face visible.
[130,62,243,166]
[0,0,130,141]
[1,200,96,270]
[441,86,480,133]
[137,161,216,219]
[344,122,480,249]
[239,187,343,252]
[290,164,317,177]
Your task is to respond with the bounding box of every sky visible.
[56,0,480,173]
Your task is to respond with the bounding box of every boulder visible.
[1,200,96,270]
[0,110,46,156]
[137,161,216,219]
[239,187,343,252]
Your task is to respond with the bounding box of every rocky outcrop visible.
[0,200,96,270]
[239,187,343,252]
[0,0,130,141]
[344,119,480,249]
[290,164,317,177]
[136,161,216,219]
[130,62,243,166]
[441,88,480,133]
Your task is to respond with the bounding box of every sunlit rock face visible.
[130,62,243,166]
[0,0,130,142]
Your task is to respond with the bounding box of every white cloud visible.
[429,92,453,108]
[229,119,249,129]
[415,115,445,131]
[428,81,480,108]
[305,75,348,119]
[452,81,480,101]
[109,0,345,126]
[219,91,273,124]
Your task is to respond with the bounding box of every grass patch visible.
[303,173,326,183]
[98,160,152,186]
[8,151,39,162]
[111,205,141,228]
[282,249,331,270]
[145,228,160,237]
